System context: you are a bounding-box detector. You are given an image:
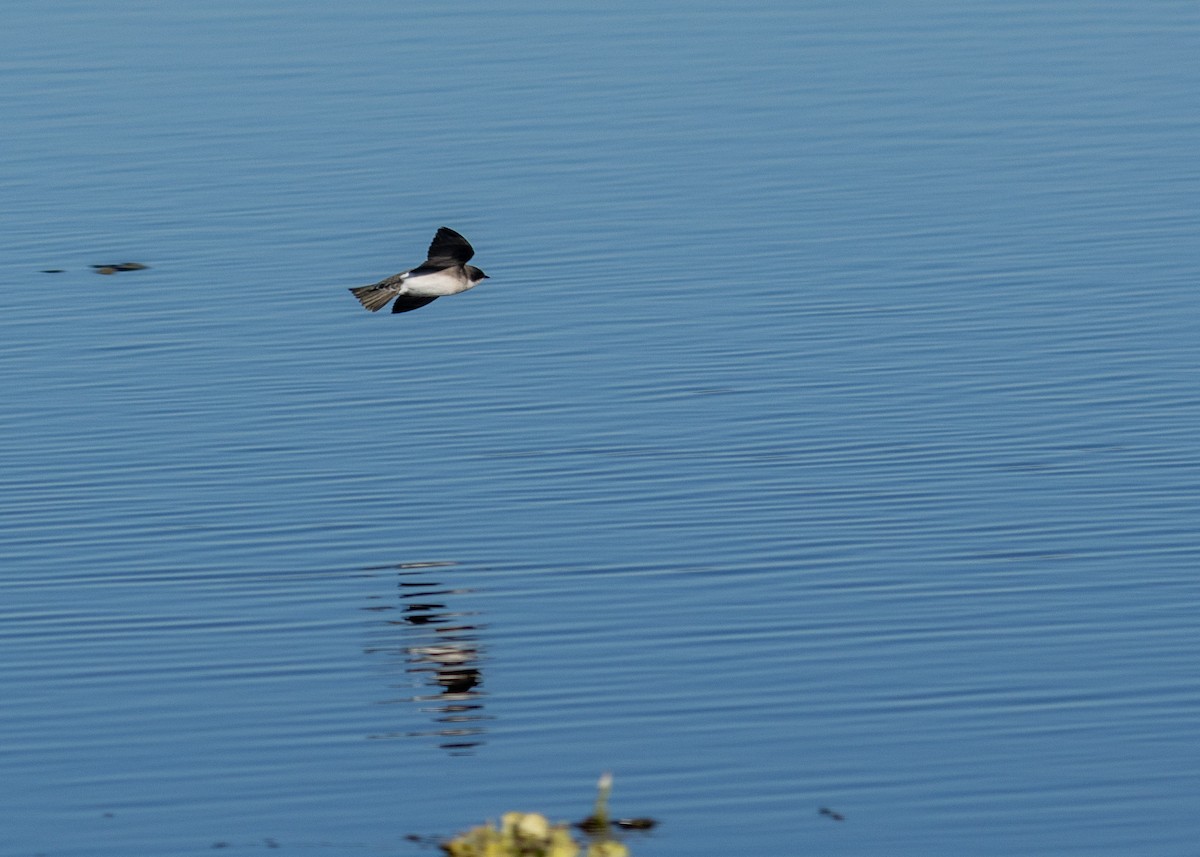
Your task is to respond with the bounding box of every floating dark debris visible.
[818,806,845,822]
[406,833,441,846]
[92,262,149,275]
[41,269,65,274]
[578,816,657,834]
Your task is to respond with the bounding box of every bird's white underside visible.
[399,269,476,297]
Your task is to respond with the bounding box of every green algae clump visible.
[442,811,628,857]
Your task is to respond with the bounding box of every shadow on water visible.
[360,561,491,755]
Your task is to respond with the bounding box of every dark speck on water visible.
[92,262,149,274]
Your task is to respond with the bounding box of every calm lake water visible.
[4,1,1199,855]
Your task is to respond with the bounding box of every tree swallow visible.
[349,227,489,314]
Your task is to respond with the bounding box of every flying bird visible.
[349,227,489,314]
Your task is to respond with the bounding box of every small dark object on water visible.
[819,806,845,821]
[92,262,149,275]
[577,815,657,834]
[577,815,605,834]
[405,833,441,846]
[42,269,65,273]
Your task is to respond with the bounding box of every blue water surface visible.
[3,1,1199,855]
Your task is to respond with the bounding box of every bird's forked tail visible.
[348,284,396,312]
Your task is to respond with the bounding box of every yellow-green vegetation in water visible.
[442,811,628,857]
[440,774,635,857]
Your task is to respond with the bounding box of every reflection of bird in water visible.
[362,562,491,754]
[410,643,482,693]
[402,603,443,625]
[437,668,481,694]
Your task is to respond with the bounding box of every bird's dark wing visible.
[426,227,474,265]
[405,261,455,276]
[391,295,439,314]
